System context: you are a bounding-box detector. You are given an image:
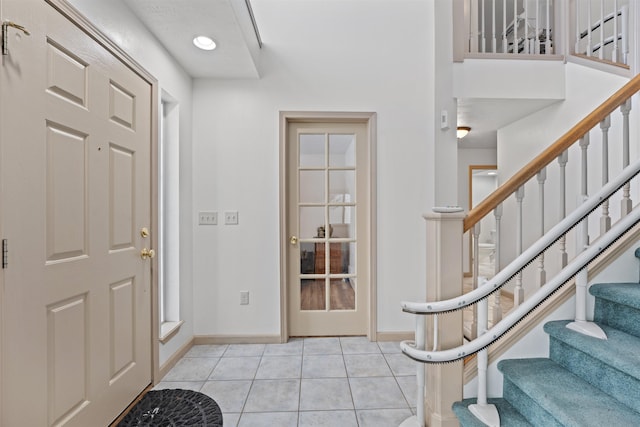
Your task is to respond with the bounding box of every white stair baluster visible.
[622,5,628,64]
[601,115,611,233]
[492,0,497,52]
[481,0,486,53]
[599,0,605,60]
[558,151,569,268]
[566,132,607,340]
[575,0,580,55]
[534,0,540,54]
[514,185,525,305]
[612,0,619,62]
[492,204,503,323]
[545,0,551,54]
[524,0,529,54]
[468,282,500,427]
[621,99,632,214]
[513,0,518,53]
[587,1,593,56]
[470,223,481,339]
[502,0,507,52]
[470,0,479,53]
[537,167,546,287]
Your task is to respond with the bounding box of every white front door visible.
[287,120,372,336]
[1,1,153,425]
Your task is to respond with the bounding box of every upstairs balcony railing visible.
[458,0,630,68]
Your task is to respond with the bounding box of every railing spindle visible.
[612,0,619,62]
[599,0,605,60]
[534,0,540,54]
[481,0,486,53]
[514,185,525,305]
[587,2,593,56]
[471,222,481,339]
[545,0,551,54]
[537,167,546,286]
[580,133,590,199]
[513,0,518,53]
[601,115,611,233]
[470,0,479,53]
[524,0,529,54]
[492,0,497,52]
[622,5,629,64]
[621,99,632,215]
[492,204,503,323]
[558,151,569,267]
[502,0,507,52]
[575,0,581,55]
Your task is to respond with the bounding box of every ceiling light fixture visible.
[457,126,471,139]
[193,36,217,51]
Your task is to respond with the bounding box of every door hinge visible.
[2,239,7,269]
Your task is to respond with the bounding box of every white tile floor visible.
[154,337,418,427]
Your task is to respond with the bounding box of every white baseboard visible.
[193,334,282,345]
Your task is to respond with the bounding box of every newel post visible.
[423,209,464,427]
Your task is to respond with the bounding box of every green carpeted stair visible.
[453,282,640,426]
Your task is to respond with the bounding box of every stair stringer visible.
[463,220,640,384]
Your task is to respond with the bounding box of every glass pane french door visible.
[288,122,369,336]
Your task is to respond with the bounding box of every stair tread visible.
[498,358,640,426]
[590,283,640,310]
[544,320,640,380]
[453,398,532,427]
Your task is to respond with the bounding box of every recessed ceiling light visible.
[193,36,217,51]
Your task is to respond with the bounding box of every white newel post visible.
[423,209,464,427]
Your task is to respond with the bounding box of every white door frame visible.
[279,111,377,341]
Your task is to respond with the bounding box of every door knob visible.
[141,248,155,259]
[290,236,298,245]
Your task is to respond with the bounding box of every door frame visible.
[34,0,159,383]
[279,111,377,341]
[466,164,498,276]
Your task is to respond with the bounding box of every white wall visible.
[67,0,194,366]
[191,0,436,336]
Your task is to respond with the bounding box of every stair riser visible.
[549,337,640,413]
[594,298,640,338]
[502,377,564,427]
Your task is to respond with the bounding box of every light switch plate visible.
[225,211,239,225]
[199,211,218,225]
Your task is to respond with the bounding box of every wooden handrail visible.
[464,73,640,232]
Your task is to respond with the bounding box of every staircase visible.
[453,281,640,426]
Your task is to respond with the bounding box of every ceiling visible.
[456,98,560,149]
[122,0,262,79]
[119,0,560,149]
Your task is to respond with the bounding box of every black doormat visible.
[118,389,223,426]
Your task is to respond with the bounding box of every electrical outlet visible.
[225,211,239,225]
[240,291,249,305]
[199,211,218,225]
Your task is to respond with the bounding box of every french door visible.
[286,120,372,336]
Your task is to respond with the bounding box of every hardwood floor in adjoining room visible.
[301,279,355,311]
